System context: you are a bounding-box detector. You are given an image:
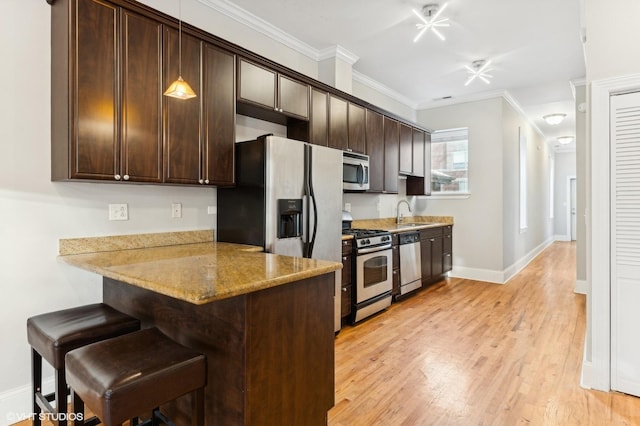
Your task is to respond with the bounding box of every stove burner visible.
[342,228,389,238]
[342,228,392,251]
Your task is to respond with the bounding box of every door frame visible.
[587,73,640,392]
[567,175,576,241]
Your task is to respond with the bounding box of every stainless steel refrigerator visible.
[217,135,343,331]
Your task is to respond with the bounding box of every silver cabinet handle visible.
[114,174,121,181]
[205,179,210,184]
[342,287,348,292]
[342,256,347,261]
[199,179,204,184]
[123,174,130,181]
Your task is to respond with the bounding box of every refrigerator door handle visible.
[303,144,318,258]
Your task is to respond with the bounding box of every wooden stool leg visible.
[32,348,42,426]
[55,367,68,426]
[192,388,204,426]
[71,390,83,426]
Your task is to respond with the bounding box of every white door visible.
[611,91,640,396]
[570,178,577,241]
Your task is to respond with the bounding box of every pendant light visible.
[164,0,197,100]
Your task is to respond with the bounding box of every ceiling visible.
[205,0,585,149]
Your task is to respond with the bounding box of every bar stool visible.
[65,327,206,426]
[27,303,141,425]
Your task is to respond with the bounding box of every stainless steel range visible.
[342,228,393,323]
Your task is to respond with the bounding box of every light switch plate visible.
[172,203,182,218]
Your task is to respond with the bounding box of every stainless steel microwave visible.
[343,152,369,191]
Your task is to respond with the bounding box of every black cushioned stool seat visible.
[27,303,140,425]
[65,327,206,426]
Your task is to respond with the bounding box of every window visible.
[430,127,469,194]
[519,128,528,232]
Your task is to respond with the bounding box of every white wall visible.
[417,98,505,279]
[501,100,554,273]
[553,151,577,238]
[352,80,417,122]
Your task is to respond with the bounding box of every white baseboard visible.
[451,237,556,285]
[503,237,555,283]
[575,279,588,295]
[449,266,505,284]
[554,234,571,242]
[0,377,55,426]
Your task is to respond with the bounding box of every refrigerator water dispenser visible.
[277,199,303,239]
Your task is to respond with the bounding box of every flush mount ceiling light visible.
[412,3,450,42]
[164,0,197,100]
[464,60,492,86]
[543,113,567,125]
[557,136,575,144]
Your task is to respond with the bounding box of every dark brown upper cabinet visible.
[383,117,399,194]
[237,58,309,122]
[399,123,413,176]
[51,0,163,183]
[365,109,384,193]
[412,128,425,178]
[164,32,236,186]
[407,131,432,196]
[309,88,328,146]
[348,103,366,154]
[328,95,348,150]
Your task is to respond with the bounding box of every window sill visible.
[422,193,471,200]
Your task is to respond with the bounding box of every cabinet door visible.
[348,103,366,154]
[365,109,384,192]
[399,123,413,175]
[383,117,399,193]
[203,44,235,186]
[278,75,309,119]
[121,10,162,183]
[237,59,276,111]
[163,29,202,184]
[412,128,425,178]
[73,0,118,180]
[431,236,444,277]
[420,236,432,281]
[328,95,348,151]
[309,89,328,146]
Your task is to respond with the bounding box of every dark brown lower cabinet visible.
[341,239,353,320]
[420,225,453,284]
[392,234,400,296]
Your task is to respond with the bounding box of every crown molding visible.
[352,70,419,110]
[197,0,319,60]
[317,45,360,65]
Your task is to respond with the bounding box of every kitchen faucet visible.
[396,199,411,224]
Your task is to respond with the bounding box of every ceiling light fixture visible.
[543,113,566,125]
[464,60,492,86]
[412,3,450,42]
[557,136,574,144]
[164,0,197,100]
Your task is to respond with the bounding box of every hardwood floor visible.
[329,242,640,425]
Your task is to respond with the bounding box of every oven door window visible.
[363,255,388,287]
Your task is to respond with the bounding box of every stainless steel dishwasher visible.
[399,232,422,295]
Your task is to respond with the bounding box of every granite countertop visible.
[58,230,341,305]
[350,216,454,234]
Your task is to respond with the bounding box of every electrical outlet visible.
[207,206,217,215]
[172,203,182,218]
[109,204,128,221]
[344,203,351,213]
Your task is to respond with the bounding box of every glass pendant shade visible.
[163,0,196,100]
[164,76,197,99]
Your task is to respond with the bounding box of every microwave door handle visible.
[358,163,365,185]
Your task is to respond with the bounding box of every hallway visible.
[330,242,640,425]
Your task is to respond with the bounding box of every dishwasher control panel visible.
[398,232,420,245]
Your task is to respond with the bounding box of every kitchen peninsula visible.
[59,230,341,425]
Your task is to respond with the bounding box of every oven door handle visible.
[357,244,392,254]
